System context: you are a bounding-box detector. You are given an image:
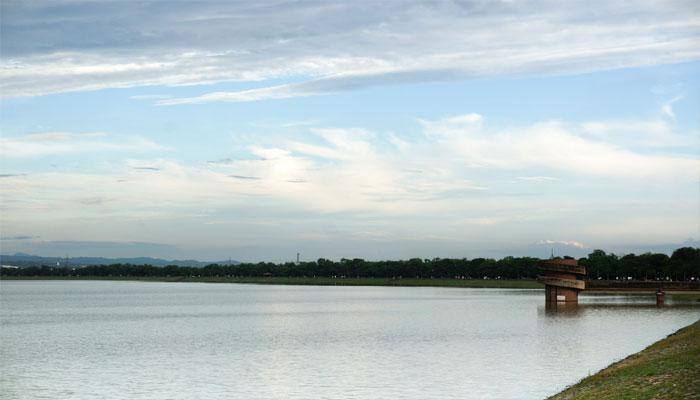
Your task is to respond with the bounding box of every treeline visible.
[579,248,698,280]
[1,247,698,281]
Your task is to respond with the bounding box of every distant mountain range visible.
[0,253,238,268]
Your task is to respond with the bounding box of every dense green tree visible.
[2,248,698,281]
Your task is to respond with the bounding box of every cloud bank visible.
[2,1,699,98]
[2,113,697,251]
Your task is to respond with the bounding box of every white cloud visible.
[516,176,561,182]
[536,239,587,249]
[0,132,166,157]
[418,113,484,138]
[582,120,672,137]
[419,116,699,180]
[25,131,108,141]
[660,95,684,119]
[581,116,697,149]
[2,1,699,98]
[157,83,323,105]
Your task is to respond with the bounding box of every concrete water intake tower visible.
[538,258,586,303]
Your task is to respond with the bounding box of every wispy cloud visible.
[580,99,697,149]
[157,83,323,105]
[130,94,173,100]
[418,115,699,180]
[229,175,260,180]
[78,196,111,206]
[156,69,459,105]
[0,132,167,158]
[2,1,699,98]
[516,176,561,182]
[207,158,233,165]
[132,166,161,171]
[660,95,684,119]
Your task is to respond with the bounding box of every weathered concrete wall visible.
[545,285,579,302]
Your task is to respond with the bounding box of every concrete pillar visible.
[656,289,665,306]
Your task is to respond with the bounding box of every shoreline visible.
[548,319,700,399]
[0,276,543,289]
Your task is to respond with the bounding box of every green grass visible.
[0,275,544,289]
[549,319,700,400]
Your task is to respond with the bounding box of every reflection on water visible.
[1,281,698,400]
[542,301,582,316]
[541,301,699,317]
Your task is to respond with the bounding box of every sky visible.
[1,1,699,262]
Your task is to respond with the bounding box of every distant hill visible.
[0,253,238,268]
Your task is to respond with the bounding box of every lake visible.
[1,280,698,400]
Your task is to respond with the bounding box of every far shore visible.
[1,275,543,289]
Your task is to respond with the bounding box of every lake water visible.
[1,281,698,400]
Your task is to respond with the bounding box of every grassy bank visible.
[0,275,544,289]
[549,319,700,400]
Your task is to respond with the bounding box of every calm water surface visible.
[1,281,698,400]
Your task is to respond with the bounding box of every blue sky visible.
[1,1,699,261]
